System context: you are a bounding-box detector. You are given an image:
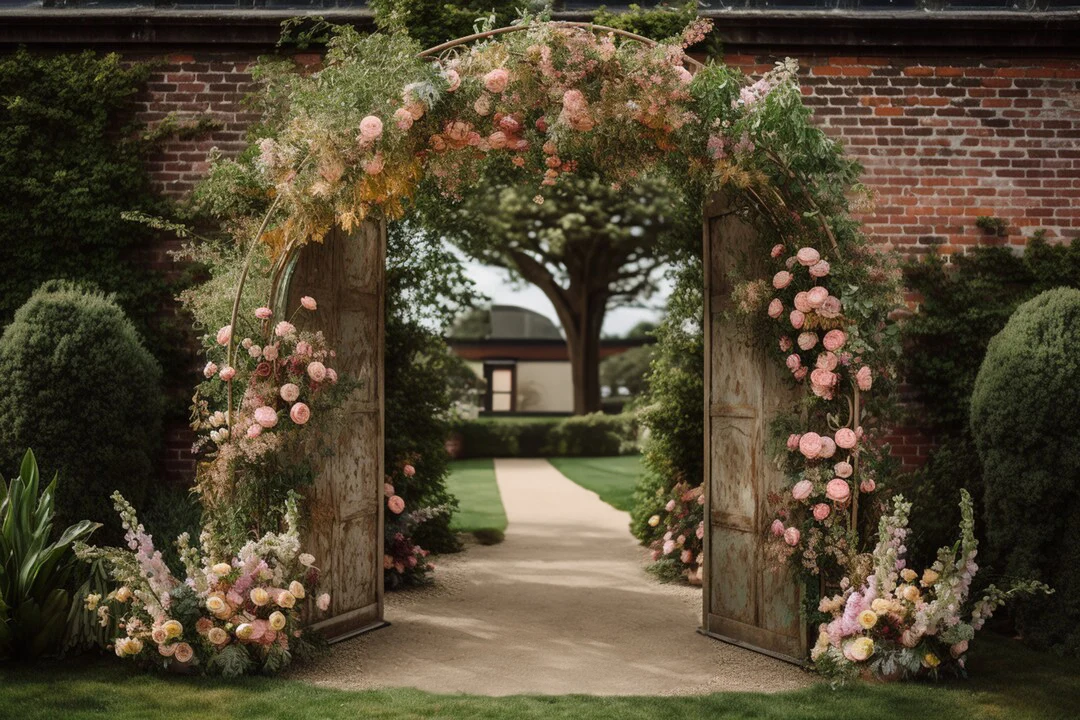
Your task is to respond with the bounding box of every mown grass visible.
[446,458,507,538]
[1,634,1077,720]
[548,455,644,512]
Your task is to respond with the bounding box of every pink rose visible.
[798,332,819,351]
[317,593,331,611]
[770,244,784,258]
[794,292,813,313]
[295,341,312,357]
[768,298,783,319]
[798,432,822,459]
[216,325,232,346]
[834,461,853,479]
[860,477,877,494]
[819,295,842,319]
[806,286,829,309]
[823,329,847,352]
[681,549,694,564]
[797,247,821,267]
[247,424,262,439]
[443,68,461,92]
[790,310,805,330]
[403,464,416,477]
[307,361,327,382]
[856,366,873,391]
[300,296,317,311]
[665,499,676,512]
[359,115,383,141]
[384,483,395,496]
[785,354,802,372]
[791,480,813,501]
[255,307,273,320]
[174,642,194,664]
[786,433,802,451]
[772,271,792,289]
[818,436,837,459]
[784,527,801,547]
[779,336,793,352]
[813,503,831,521]
[835,428,858,449]
[219,366,236,382]
[826,478,851,503]
[203,362,218,379]
[663,540,676,555]
[326,368,338,383]
[816,352,838,371]
[809,260,830,278]
[951,640,969,658]
[388,495,405,514]
[483,68,510,93]
[289,402,311,425]
[280,383,300,403]
[394,107,414,131]
[770,519,785,536]
[254,362,271,378]
[810,368,838,399]
[794,367,808,381]
[274,321,296,338]
[364,153,385,176]
[254,406,278,428]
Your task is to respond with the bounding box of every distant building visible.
[447,305,651,415]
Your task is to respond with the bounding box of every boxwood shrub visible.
[449,413,636,459]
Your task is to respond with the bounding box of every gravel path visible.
[291,458,810,695]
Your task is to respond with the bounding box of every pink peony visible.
[793,292,813,313]
[771,244,784,258]
[823,329,847,352]
[792,480,813,501]
[483,68,510,93]
[247,424,262,439]
[810,368,838,399]
[289,402,311,425]
[388,495,405,514]
[818,436,837,459]
[772,271,792,289]
[443,68,461,92]
[307,361,327,382]
[790,310,805,330]
[806,286,829,309]
[317,593,331,611]
[816,352,839,371]
[835,428,858,449]
[359,115,383,141]
[384,483,395,496]
[394,107,414,131]
[768,298,783,319]
[809,260,830,278]
[280,383,300,403]
[834,461,853,479]
[860,477,877,494]
[856,365,873,391]
[794,367,808,381]
[255,307,273,320]
[797,247,821,267]
[263,345,279,361]
[819,295,842,319]
[203,362,218,379]
[826,478,851,503]
[785,354,801,372]
[274,321,296,338]
[254,406,278,428]
[326,368,338,383]
[784,527,801,547]
[219,366,236,382]
[770,519,785,536]
[786,434,802,451]
[779,336,793,352]
[799,432,823,459]
[404,464,416,477]
[216,325,232,346]
[798,332,819,351]
[813,503,831,521]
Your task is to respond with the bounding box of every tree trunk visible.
[567,288,607,415]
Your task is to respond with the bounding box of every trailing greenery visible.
[450,414,637,459]
[0,282,163,537]
[0,451,99,660]
[970,288,1080,656]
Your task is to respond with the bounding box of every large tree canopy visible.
[416,172,691,413]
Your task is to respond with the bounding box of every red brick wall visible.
[133,48,1080,476]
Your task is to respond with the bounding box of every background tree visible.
[417,173,690,414]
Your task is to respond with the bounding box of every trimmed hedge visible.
[970,288,1080,656]
[449,413,637,459]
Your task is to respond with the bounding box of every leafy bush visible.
[0,282,163,536]
[449,414,637,459]
[370,0,528,50]
[0,450,99,660]
[970,288,1080,655]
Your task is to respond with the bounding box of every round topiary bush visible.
[970,287,1080,655]
[0,281,163,535]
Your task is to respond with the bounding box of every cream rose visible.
[857,610,878,630]
[250,587,271,606]
[289,580,306,599]
[235,623,255,641]
[162,619,183,640]
[269,611,287,631]
[212,562,232,576]
[207,627,229,645]
[276,590,296,609]
[206,595,227,615]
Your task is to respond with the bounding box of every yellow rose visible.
[276,590,296,609]
[857,610,878,630]
[901,585,921,603]
[235,623,254,641]
[923,652,941,668]
[206,595,227,615]
[211,562,233,576]
[900,568,917,583]
[921,569,940,587]
[846,636,875,662]
[250,587,270,606]
[114,586,133,603]
[289,580,306,599]
[162,620,183,639]
[207,627,229,645]
[269,611,287,631]
[648,515,660,527]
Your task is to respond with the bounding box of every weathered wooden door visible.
[701,195,806,664]
[283,221,386,642]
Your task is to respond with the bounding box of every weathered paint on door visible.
[701,195,806,664]
[284,221,386,642]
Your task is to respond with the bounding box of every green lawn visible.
[548,455,644,512]
[446,459,507,535]
[1,634,1077,719]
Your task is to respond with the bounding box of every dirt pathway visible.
[292,458,809,696]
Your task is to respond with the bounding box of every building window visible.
[485,364,516,412]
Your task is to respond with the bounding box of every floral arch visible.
[193,18,902,664]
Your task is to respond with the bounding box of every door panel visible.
[702,194,806,664]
